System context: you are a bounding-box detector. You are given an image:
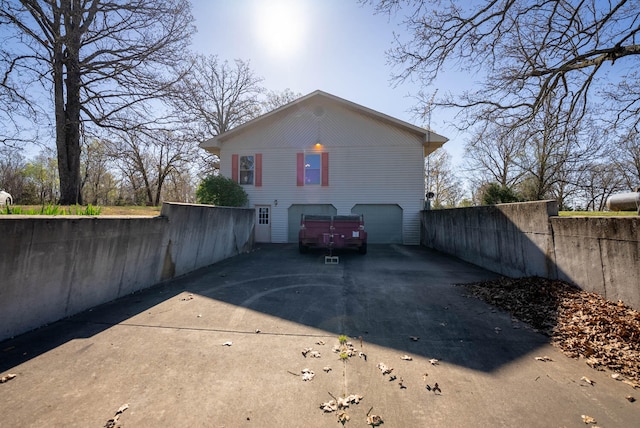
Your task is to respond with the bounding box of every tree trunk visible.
[55,0,83,205]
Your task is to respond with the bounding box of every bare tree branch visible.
[364,0,640,131]
[169,54,265,140]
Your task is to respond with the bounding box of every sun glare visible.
[253,0,307,59]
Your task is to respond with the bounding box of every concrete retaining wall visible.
[552,216,639,309]
[421,201,640,311]
[0,203,254,341]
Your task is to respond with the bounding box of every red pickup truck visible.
[298,214,367,254]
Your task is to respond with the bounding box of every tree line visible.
[426,109,639,211]
[0,84,299,206]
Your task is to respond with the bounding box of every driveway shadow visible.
[190,244,549,372]
[1,244,549,374]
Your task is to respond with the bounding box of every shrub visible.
[481,183,523,205]
[196,175,248,207]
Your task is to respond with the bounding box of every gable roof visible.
[200,90,448,156]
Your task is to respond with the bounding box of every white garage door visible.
[351,204,403,244]
[287,204,337,243]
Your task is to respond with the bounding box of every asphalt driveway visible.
[0,244,637,427]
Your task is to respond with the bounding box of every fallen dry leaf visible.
[301,368,315,381]
[320,400,337,412]
[622,379,640,389]
[0,373,17,383]
[338,394,363,408]
[427,383,442,393]
[580,376,595,386]
[322,393,363,415]
[367,414,383,426]
[222,341,232,346]
[400,355,413,361]
[376,362,393,375]
[535,356,553,362]
[429,358,439,365]
[104,403,129,428]
[337,410,350,423]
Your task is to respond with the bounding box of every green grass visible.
[2,204,103,216]
[559,211,636,217]
[1,204,165,216]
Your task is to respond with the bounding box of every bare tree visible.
[464,122,526,189]
[171,54,265,140]
[262,88,302,113]
[612,129,640,190]
[365,0,640,132]
[0,0,194,204]
[106,129,196,206]
[22,149,59,205]
[80,138,115,205]
[0,146,27,197]
[513,101,605,208]
[425,149,464,208]
[578,162,626,211]
[161,169,197,203]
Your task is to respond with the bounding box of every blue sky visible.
[190,0,470,164]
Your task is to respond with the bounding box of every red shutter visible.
[321,152,329,187]
[231,154,239,182]
[255,153,262,187]
[296,153,304,186]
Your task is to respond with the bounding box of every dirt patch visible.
[99,206,161,216]
[464,277,640,384]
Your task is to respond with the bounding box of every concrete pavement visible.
[1,244,637,427]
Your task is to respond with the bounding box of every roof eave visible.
[200,137,221,156]
[422,131,449,157]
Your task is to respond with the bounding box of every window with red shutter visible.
[297,152,329,186]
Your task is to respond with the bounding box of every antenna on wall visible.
[425,90,438,209]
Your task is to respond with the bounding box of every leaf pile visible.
[465,277,640,383]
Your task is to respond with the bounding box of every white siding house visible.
[200,90,448,245]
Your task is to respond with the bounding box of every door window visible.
[258,206,269,225]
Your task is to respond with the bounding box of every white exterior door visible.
[255,205,271,243]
